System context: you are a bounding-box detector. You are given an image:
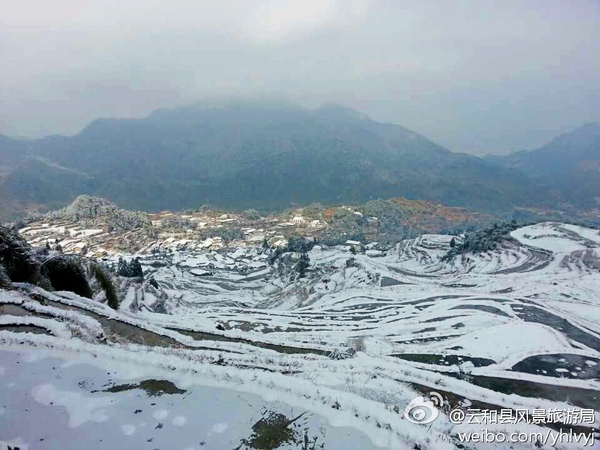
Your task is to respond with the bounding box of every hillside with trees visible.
[486,122,600,208]
[2,101,559,215]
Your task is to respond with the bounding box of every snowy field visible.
[1,222,599,449]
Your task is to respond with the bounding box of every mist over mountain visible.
[0,101,587,214]
[486,122,600,206]
[0,134,31,172]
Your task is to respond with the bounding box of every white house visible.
[292,216,306,225]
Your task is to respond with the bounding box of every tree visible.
[450,237,456,248]
[285,236,314,253]
[117,257,126,275]
[442,220,524,261]
[90,263,119,309]
[44,257,93,298]
[268,247,283,265]
[242,209,261,220]
[0,265,11,289]
[0,225,43,285]
[295,252,310,277]
[130,257,143,278]
[302,202,325,219]
[117,257,144,278]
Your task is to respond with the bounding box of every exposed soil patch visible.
[170,327,328,356]
[470,375,598,410]
[450,304,511,318]
[412,327,436,334]
[0,303,32,316]
[389,267,437,278]
[102,379,186,396]
[422,315,463,324]
[0,324,52,335]
[392,353,496,367]
[24,292,328,356]
[103,319,182,348]
[403,295,465,306]
[511,353,599,380]
[379,277,407,287]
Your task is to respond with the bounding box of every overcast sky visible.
[1,0,598,154]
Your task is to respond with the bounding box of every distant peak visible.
[315,103,372,121]
[0,134,34,142]
[546,121,600,146]
[573,122,600,132]
[149,98,304,116]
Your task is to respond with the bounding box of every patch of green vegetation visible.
[268,237,313,277]
[117,257,144,278]
[360,199,409,232]
[0,264,11,288]
[0,225,44,285]
[44,257,93,298]
[103,379,186,397]
[239,411,299,449]
[90,262,119,309]
[235,410,324,450]
[442,220,527,261]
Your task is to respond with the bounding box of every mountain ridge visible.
[0,102,592,214]
[485,122,600,206]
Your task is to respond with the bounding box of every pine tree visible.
[130,258,144,278]
[295,252,310,277]
[117,257,144,278]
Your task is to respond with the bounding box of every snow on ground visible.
[1,222,599,449]
[0,349,377,450]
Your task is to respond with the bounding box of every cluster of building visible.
[18,209,331,258]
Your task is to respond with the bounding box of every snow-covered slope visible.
[1,222,598,449]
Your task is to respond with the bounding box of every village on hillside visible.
[14,196,497,258]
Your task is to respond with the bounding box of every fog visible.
[1,0,598,153]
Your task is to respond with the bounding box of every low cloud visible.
[0,0,598,153]
[244,0,370,42]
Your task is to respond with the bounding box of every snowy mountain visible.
[1,222,599,449]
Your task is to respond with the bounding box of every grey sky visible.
[1,0,598,154]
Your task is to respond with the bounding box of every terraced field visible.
[1,222,598,449]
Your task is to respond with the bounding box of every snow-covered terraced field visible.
[1,222,599,449]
